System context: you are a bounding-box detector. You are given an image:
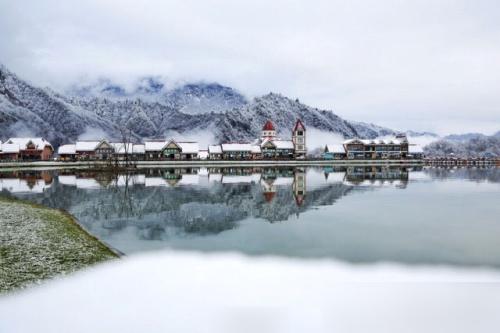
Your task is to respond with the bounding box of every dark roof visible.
[293,119,305,131]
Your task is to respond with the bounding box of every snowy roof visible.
[75,141,101,152]
[58,144,76,155]
[325,144,345,153]
[199,151,209,160]
[133,144,145,154]
[208,145,222,154]
[251,145,261,153]
[5,137,52,151]
[344,138,403,145]
[221,143,253,152]
[273,140,294,149]
[144,141,167,151]
[409,145,424,153]
[1,143,20,154]
[177,142,199,154]
[110,143,134,154]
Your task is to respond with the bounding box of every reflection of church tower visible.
[261,178,276,203]
[261,120,276,140]
[292,119,306,158]
[293,168,306,206]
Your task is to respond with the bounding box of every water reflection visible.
[1,166,499,268]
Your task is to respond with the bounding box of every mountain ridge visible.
[1,64,434,148]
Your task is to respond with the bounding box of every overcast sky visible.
[1,0,499,135]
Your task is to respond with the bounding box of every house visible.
[0,142,21,161]
[292,119,307,158]
[161,140,199,160]
[110,143,135,160]
[221,143,253,160]
[75,140,114,160]
[144,141,166,160]
[208,145,222,160]
[408,145,424,159]
[1,138,53,161]
[343,135,410,160]
[251,145,262,159]
[255,120,306,159]
[323,144,346,160]
[58,144,77,161]
[199,150,209,160]
[132,144,146,160]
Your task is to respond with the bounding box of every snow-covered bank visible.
[1,251,499,333]
[0,196,117,293]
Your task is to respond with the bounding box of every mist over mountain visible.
[1,64,435,148]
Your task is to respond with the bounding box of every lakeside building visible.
[322,134,423,160]
[208,119,306,160]
[0,138,53,161]
[57,139,199,161]
[322,144,346,160]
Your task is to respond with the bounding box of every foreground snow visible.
[1,251,499,332]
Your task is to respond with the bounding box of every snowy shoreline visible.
[0,196,117,293]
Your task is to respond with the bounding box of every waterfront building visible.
[343,135,410,160]
[292,119,307,158]
[144,141,166,160]
[322,144,346,160]
[161,140,199,160]
[221,143,253,160]
[254,119,306,159]
[75,140,114,160]
[58,144,77,161]
[208,145,223,160]
[0,138,53,161]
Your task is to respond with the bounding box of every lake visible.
[1,165,499,268]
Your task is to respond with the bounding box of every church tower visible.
[292,119,306,158]
[261,120,276,140]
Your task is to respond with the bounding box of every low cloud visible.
[1,0,499,135]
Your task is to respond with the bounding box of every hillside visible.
[1,64,418,147]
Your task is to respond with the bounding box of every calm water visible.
[1,166,499,268]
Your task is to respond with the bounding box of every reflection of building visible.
[293,168,306,206]
[344,166,409,187]
[0,171,53,192]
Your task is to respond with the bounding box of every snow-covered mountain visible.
[0,65,120,146]
[67,78,248,115]
[424,133,500,157]
[1,64,430,147]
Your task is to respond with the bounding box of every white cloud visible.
[1,0,499,135]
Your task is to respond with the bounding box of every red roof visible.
[262,120,275,131]
[263,191,276,202]
[293,119,305,131]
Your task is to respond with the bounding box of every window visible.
[297,131,303,136]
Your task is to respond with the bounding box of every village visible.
[0,119,425,162]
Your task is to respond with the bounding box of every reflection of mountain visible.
[2,166,416,241]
